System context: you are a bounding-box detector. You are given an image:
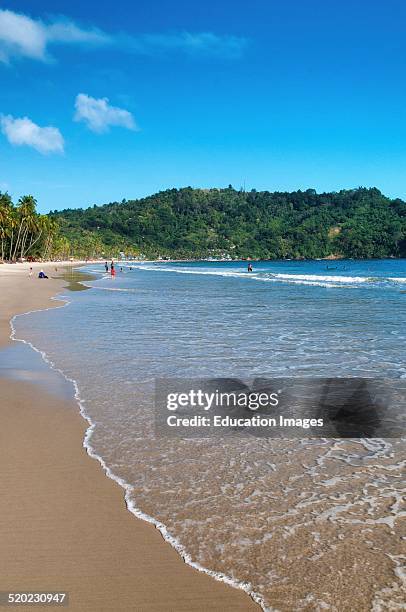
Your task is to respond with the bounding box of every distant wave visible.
[269,273,368,283]
[130,264,406,289]
[132,265,248,278]
[87,286,136,293]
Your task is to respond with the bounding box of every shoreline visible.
[0,267,258,611]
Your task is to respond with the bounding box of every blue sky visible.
[1,0,406,213]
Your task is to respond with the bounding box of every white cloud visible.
[0,114,64,154]
[0,8,109,63]
[74,94,137,133]
[0,9,246,64]
[127,31,248,58]
[46,21,108,45]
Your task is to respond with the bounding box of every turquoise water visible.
[13,259,406,611]
[52,258,406,379]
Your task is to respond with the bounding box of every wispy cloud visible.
[0,114,64,154]
[122,31,248,59]
[74,94,137,133]
[0,8,247,64]
[0,8,108,63]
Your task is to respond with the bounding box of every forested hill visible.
[51,187,406,259]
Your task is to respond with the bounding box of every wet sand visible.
[0,267,257,611]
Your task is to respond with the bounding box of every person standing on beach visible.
[29,267,33,278]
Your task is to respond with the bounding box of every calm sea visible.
[14,259,406,611]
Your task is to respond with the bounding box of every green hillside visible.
[51,186,406,259]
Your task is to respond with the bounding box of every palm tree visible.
[20,197,40,259]
[0,192,14,261]
[0,208,7,262]
[7,209,18,261]
[12,195,37,261]
[0,192,66,262]
[42,217,58,259]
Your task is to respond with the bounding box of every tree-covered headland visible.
[1,187,405,261]
[51,186,406,260]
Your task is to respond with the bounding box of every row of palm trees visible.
[0,193,61,262]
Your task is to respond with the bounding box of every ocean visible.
[12,259,406,611]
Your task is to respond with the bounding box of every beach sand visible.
[0,266,257,611]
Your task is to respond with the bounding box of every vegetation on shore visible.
[1,187,405,261]
[0,192,71,262]
[52,186,406,260]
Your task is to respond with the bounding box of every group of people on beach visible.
[105,261,129,277]
[28,267,49,279]
[105,261,124,277]
[33,261,251,280]
[29,266,59,279]
[105,261,116,277]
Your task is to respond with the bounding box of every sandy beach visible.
[0,264,257,611]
